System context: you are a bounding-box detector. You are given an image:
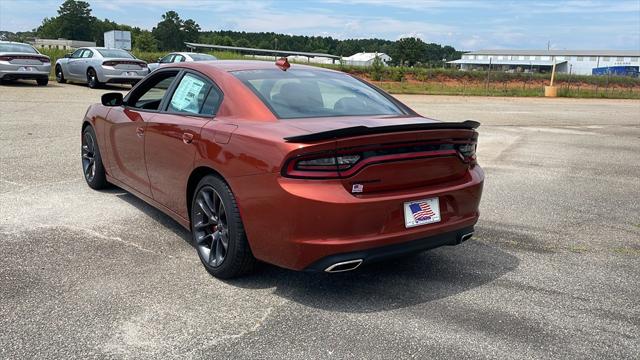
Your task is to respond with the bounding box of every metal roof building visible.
[449,50,640,75]
[342,52,391,67]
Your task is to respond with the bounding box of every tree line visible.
[3,0,461,66]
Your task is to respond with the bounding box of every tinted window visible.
[232,69,404,119]
[160,54,174,63]
[189,54,217,61]
[168,73,220,115]
[97,49,134,59]
[0,43,38,54]
[128,71,179,110]
[71,49,84,58]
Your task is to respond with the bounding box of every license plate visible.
[404,197,441,228]
[122,71,136,76]
[19,66,35,72]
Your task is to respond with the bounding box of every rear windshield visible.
[97,49,134,59]
[232,69,404,119]
[0,43,38,54]
[190,53,217,61]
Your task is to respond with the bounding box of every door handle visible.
[182,132,194,144]
[136,126,144,137]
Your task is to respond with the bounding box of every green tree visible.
[182,19,201,43]
[392,37,427,66]
[152,11,184,51]
[134,31,158,52]
[36,0,96,41]
[369,54,384,81]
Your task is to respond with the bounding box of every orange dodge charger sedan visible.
[81,59,484,278]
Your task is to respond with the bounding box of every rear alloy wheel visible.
[55,66,66,83]
[87,68,100,89]
[82,126,108,189]
[191,176,256,278]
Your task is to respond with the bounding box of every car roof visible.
[182,60,337,73]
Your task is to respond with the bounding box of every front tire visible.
[87,68,101,89]
[82,126,108,189]
[191,175,257,279]
[55,65,66,83]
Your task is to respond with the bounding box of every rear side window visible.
[96,49,134,59]
[232,69,404,119]
[167,73,221,116]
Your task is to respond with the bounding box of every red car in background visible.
[82,59,483,278]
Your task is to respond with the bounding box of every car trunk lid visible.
[0,54,49,65]
[282,116,479,194]
[103,59,146,70]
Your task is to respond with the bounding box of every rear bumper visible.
[0,69,50,80]
[305,226,474,272]
[231,165,484,271]
[99,67,148,83]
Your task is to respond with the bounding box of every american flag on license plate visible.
[409,202,435,221]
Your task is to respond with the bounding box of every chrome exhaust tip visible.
[460,232,474,242]
[324,259,363,273]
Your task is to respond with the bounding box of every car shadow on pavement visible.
[231,236,519,313]
[111,189,520,313]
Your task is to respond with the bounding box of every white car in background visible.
[147,52,218,72]
[0,41,51,86]
[55,47,149,88]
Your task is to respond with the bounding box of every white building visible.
[449,50,640,75]
[343,52,391,67]
[32,38,96,50]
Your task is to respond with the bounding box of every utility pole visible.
[547,41,550,51]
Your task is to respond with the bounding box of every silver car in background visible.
[0,41,51,86]
[55,47,149,88]
[147,52,217,71]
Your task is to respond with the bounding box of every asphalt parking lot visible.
[1,82,639,359]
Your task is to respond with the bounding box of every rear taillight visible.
[286,153,361,178]
[0,56,12,61]
[102,61,117,66]
[457,143,477,164]
[40,57,50,63]
[284,140,477,179]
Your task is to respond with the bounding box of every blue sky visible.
[1,0,639,50]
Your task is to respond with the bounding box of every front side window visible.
[71,49,84,58]
[232,69,404,119]
[128,71,178,110]
[0,43,38,54]
[97,48,134,59]
[160,54,174,63]
[168,73,220,115]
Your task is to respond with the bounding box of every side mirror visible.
[101,92,124,107]
[157,57,162,62]
[64,53,72,58]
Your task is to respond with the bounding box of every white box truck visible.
[104,30,131,50]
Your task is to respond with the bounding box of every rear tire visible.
[37,78,48,86]
[191,175,257,279]
[82,126,108,189]
[87,68,101,89]
[55,65,66,83]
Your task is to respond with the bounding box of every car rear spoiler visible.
[284,120,480,143]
